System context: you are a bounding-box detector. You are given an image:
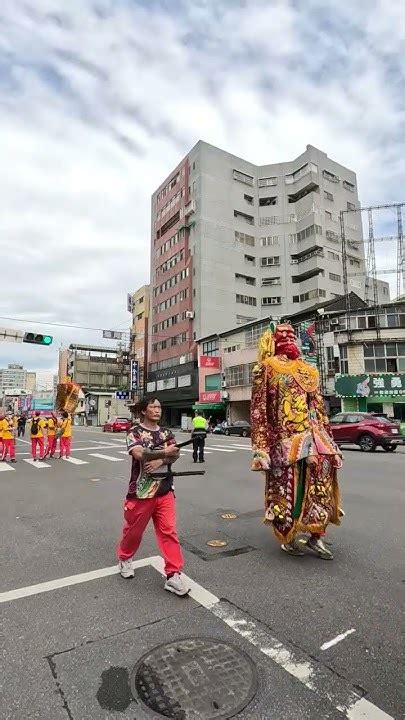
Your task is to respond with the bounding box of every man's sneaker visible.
[164,573,190,597]
[307,536,334,560]
[119,558,134,578]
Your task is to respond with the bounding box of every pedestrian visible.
[1,413,17,462]
[17,414,27,438]
[117,397,190,597]
[59,411,72,458]
[44,412,58,458]
[0,412,4,457]
[30,411,46,461]
[191,411,208,463]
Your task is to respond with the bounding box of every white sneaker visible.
[164,572,190,597]
[118,558,134,578]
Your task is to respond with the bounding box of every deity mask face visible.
[274,323,301,360]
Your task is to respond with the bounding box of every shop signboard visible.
[335,373,405,398]
[199,356,221,369]
[199,391,221,404]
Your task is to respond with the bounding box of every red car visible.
[102,417,131,433]
[329,412,401,452]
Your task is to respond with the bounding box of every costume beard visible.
[275,339,301,360]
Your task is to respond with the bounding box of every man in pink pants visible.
[117,397,189,597]
[30,411,45,461]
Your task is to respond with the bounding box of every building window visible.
[244,254,256,266]
[285,163,318,184]
[343,180,355,192]
[235,230,255,246]
[235,273,256,286]
[262,297,282,305]
[349,257,360,267]
[258,177,277,187]
[347,202,356,210]
[202,339,219,357]
[224,344,241,353]
[234,210,254,225]
[259,216,280,226]
[236,294,257,306]
[136,312,143,320]
[225,363,255,387]
[339,345,348,374]
[327,251,340,261]
[245,320,272,348]
[261,276,281,286]
[300,289,326,302]
[324,190,334,201]
[233,169,254,186]
[363,342,405,373]
[293,295,300,303]
[259,196,277,206]
[261,256,280,267]
[325,210,332,220]
[236,314,257,324]
[296,224,322,242]
[322,169,340,183]
[244,194,254,205]
[329,272,341,282]
[260,236,279,246]
[205,373,221,391]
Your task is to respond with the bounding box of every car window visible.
[117,418,129,422]
[346,414,364,423]
[329,414,345,424]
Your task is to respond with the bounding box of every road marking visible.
[207,446,235,453]
[321,628,356,651]
[0,462,15,472]
[18,439,30,444]
[90,478,101,482]
[89,453,124,462]
[229,445,251,450]
[63,457,89,466]
[118,450,129,455]
[0,557,154,603]
[0,557,394,720]
[23,459,51,469]
[181,448,212,454]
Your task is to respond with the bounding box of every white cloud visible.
[0,0,404,371]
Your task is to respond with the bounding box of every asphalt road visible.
[1,426,404,719]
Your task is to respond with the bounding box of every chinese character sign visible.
[130,360,139,392]
[335,373,405,397]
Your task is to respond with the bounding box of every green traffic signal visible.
[23,332,53,346]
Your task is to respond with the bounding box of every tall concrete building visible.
[25,371,37,394]
[129,285,150,395]
[0,364,27,394]
[147,141,388,420]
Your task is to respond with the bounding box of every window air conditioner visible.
[185,310,195,319]
[330,318,339,326]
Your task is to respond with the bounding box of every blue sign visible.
[115,391,129,400]
[130,360,139,392]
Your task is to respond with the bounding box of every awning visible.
[192,402,225,411]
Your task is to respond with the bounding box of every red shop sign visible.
[199,391,221,403]
[199,355,221,369]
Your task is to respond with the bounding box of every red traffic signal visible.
[23,333,53,346]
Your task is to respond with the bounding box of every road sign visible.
[130,360,139,392]
[102,330,124,340]
[23,333,53,346]
[127,293,133,313]
[115,391,129,400]
[0,327,24,343]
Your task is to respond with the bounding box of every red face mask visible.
[274,324,301,360]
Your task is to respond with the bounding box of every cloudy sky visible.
[0,0,404,375]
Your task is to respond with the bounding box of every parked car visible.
[329,412,401,452]
[102,417,131,433]
[221,420,251,438]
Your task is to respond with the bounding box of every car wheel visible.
[224,429,230,436]
[383,445,397,452]
[358,434,376,452]
[241,429,248,437]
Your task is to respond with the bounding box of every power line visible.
[0,315,130,333]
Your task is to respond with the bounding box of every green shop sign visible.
[335,373,405,398]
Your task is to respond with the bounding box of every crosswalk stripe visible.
[118,450,129,455]
[23,459,51,469]
[229,445,251,450]
[0,462,15,472]
[89,453,124,462]
[182,448,212,454]
[206,446,235,453]
[63,457,88,465]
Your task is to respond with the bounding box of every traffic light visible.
[23,332,53,346]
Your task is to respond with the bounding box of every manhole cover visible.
[206,539,228,548]
[131,637,257,719]
[221,513,237,520]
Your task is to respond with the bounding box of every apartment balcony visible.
[291,250,324,284]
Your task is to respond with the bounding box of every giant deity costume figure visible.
[250,322,342,559]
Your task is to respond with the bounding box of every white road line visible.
[63,457,89,466]
[321,628,356,651]
[17,439,30,444]
[0,557,394,720]
[0,557,154,603]
[229,445,251,450]
[23,459,51,469]
[182,448,212,454]
[0,462,15,472]
[206,446,235,453]
[89,453,124,462]
[118,450,129,455]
